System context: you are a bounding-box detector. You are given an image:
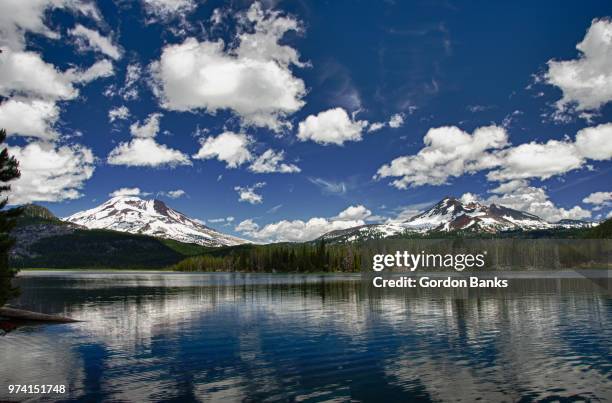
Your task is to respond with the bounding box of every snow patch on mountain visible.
[319,197,594,243]
[64,196,247,247]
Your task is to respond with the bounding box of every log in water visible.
[0,307,79,323]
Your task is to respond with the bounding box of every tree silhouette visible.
[0,129,22,307]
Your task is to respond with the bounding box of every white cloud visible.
[234,182,265,205]
[107,137,191,167]
[193,131,253,168]
[487,139,583,182]
[367,122,385,132]
[484,185,591,223]
[109,187,147,198]
[388,113,405,128]
[150,2,306,131]
[0,49,77,100]
[235,204,371,243]
[107,112,190,167]
[161,189,186,199]
[488,122,612,182]
[69,24,121,60]
[489,179,529,194]
[574,122,612,160]
[377,123,612,188]
[297,107,368,146]
[120,63,141,101]
[0,0,99,50]
[368,113,406,132]
[67,59,114,83]
[249,149,300,173]
[8,141,95,204]
[335,205,372,221]
[307,177,348,195]
[459,192,479,204]
[376,125,508,188]
[544,18,612,116]
[130,113,162,138]
[583,191,612,211]
[208,216,235,224]
[141,0,196,20]
[0,98,59,140]
[235,219,259,233]
[108,106,130,122]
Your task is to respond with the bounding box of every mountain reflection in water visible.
[0,271,610,402]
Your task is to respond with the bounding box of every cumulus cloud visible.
[483,185,591,222]
[367,122,385,132]
[109,187,147,198]
[544,18,612,116]
[0,32,111,140]
[0,49,78,100]
[0,0,99,50]
[388,113,405,128]
[487,139,582,182]
[107,112,190,167]
[0,98,59,140]
[377,123,612,188]
[119,63,141,101]
[67,59,114,83]
[130,113,162,138]
[249,149,300,173]
[574,123,612,160]
[8,141,95,204]
[488,122,612,182]
[368,113,406,132]
[69,24,122,60]
[235,219,259,233]
[150,2,306,131]
[160,189,186,199]
[107,138,191,167]
[193,132,253,168]
[583,191,612,211]
[376,125,508,188]
[234,182,266,204]
[297,107,368,145]
[335,205,372,221]
[108,106,130,122]
[234,205,372,242]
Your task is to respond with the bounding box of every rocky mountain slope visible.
[64,196,247,247]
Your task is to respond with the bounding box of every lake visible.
[1,271,610,402]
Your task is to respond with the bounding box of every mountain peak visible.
[65,197,247,247]
[402,197,551,233]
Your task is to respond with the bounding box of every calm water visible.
[1,271,610,402]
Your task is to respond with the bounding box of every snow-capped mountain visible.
[64,196,247,247]
[320,197,593,243]
[402,197,551,232]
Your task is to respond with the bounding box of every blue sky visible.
[1,0,611,242]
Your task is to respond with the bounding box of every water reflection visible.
[0,272,610,402]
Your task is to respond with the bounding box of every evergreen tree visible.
[0,129,22,307]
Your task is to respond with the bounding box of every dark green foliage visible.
[584,218,612,239]
[174,239,362,273]
[11,229,212,269]
[13,204,63,227]
[0,129,22,306]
